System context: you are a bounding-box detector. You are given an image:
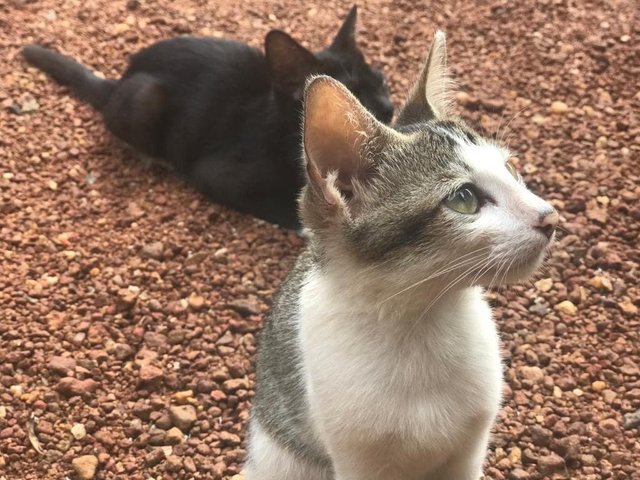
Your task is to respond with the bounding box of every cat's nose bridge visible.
[517,189,558,238]
[510,187,556,226]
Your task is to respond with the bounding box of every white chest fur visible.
[298,267,503,479]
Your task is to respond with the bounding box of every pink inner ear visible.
[304,79,368,191]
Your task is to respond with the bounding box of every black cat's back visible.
[102,37,272,163]
[127,38,302,222]
[124,37,269,95]
[88,35,303,227]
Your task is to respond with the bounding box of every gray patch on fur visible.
[251,248,333,471]
[341,120,480,263]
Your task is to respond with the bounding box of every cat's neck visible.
[309,251,482,321]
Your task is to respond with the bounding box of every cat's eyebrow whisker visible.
[379,247,492,305]
[338,63,355,82]
[497,104,530,146]
[494,109,507,144]
[501,105,532,152]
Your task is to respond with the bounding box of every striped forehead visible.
[399,121,511,181]
[428,121,480,147]
[427,123,512,182]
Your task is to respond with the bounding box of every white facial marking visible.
[449,137,556,281]
[456,140,552,226]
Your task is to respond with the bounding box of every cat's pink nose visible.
[535,207,559,239]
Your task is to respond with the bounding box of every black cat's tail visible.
[22,45,116,110]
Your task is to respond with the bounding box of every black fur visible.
[22,6,393,229]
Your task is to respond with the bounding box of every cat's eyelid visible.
[467,183,496,207]
[444,182,493,207]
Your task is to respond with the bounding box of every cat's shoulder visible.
[272,248,317,306]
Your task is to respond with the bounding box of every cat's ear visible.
[330,5,358,52]
[265,30,319,97]
[302,75,387,213]
[395,31,451,127]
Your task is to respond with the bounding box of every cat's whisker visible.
[379,256,484,305]
[397,256,492,347]
[379,247,492,305]
[472,260,497,294]
[497,254,518,290]
[502,257,516,287]
[493,253,520,294]
[414,259,491,332]
[424,247,493,279]
[422,256,492,316]
[487,254,509,292]
[470,251,499,287]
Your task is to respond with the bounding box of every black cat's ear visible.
[330,5,358,52]
[302,76,391,213]
[265,30,319,97]
[395,31,451,127]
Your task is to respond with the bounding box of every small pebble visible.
[169,405,197,432]
[555,300,577,316]
[72,455,98,480]
[549,100,569,114]
[71,423,87,440]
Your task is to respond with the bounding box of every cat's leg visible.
[101,73,167,157]
[327,418,494,480]
[244,422,331,480]
[328,442,423,480]
[425,419,493,480]
[332,457,405,480]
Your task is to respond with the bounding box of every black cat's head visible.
[264,5,394,124]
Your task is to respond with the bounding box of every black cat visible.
[22,6,393,229]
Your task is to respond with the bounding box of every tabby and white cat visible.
[247,31,558,480]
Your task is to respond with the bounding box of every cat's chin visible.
[476,246,550,288]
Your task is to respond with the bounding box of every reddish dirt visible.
[1,1,638,479]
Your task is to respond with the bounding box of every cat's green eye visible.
[445,186,480,214]
[506,159,519,179]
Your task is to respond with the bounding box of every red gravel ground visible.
[1,1,639,479]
